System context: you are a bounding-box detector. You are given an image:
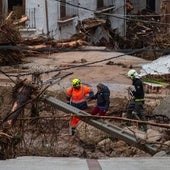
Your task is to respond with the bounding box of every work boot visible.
[140,124,148,132]
[70,127,76,136]
[125,121,132,126]
[2,120,12,129]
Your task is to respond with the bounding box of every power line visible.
[126,13,170,17]
[1,45,170,53]
[56,0,170,26]
[56,0,94,12]
[102,12,170,26]
[8,48,149,77]
[59,0,170,17]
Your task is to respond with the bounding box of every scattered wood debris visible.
[0,12,21,45]
[1,10,170,66]
[1,79,39,129]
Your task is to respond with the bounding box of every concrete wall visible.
[78,1,95,21]
[47,0,59,38]
[26,0,46,34]
[24,0,77,39]
[160,0,170,32]
[130,0,161,14]
[110,0,126,36]
[22,0,126,39]
[56,0,77,40]
[155,0,161,13]
[1,0,8,19]
[25,0,58,38]
[78,0,126,36]
[0,0,2,18]
[130,0,146,13]
[57,17,78,40]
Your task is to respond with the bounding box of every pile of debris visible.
[0,14,23,65]
[140,55,170,82]
[1,10,170,65]
[126,13,161,49]
[153,32,170,49]
[0,21,21,45]
[0,84,169,159]
[76,17,124,49]
[0,12,88,66]
[74,14,170,56]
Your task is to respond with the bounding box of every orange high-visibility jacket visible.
[66,85,91,103]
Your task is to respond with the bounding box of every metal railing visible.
[25,8,36,29]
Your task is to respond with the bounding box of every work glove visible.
[66,101,70,105]
[127,85,136,97]
[127,85,136,92]
[86,96,92,102]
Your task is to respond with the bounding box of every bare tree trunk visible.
[2,81,38,129]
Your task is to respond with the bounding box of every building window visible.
[8,0,22,11]
[60,0,66,18]
[97,0,104,9]
[146,0,155,11]
[104,0,114,7]
[59,0,78,20]
[0,1,2,17]
[67,0,78,17]
[8,0,25,19]
[96,0,114,10]
[95,0,115,14]
[25,8,36,28]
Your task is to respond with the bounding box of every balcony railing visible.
[95,5,115,14]
[25,8,36,29]
[58,16,76,24]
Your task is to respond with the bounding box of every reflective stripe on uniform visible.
[135,98,144,102]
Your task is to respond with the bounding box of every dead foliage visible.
[1,79,39,129]
[0,21,21,45]
[124,10,170,59]
[0,12,88,66]
[0,13,22,65]
[124,9,161,49]
[1,10,170,66]
[143,74,170,83]
[0,49,23,66]
[153,33,170,49]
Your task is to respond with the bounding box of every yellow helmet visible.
[72,78,81,87]
[127,69,138,79]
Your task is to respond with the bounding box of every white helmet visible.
[127,69,139,79]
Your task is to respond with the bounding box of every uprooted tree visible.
[0,79,40,159]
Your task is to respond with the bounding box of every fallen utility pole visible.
[44,97,159,155]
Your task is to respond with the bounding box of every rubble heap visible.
[0,18,23,65]
[1,10,170,65]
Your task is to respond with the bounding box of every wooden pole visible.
[2,0,8,19]
[45,0,49,36]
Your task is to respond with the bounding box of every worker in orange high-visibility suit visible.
[66,78,94,135]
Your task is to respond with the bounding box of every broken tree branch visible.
[0,69,16,84]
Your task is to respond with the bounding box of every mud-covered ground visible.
[0,50,169,159]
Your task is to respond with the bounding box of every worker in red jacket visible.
[66,78,94,135]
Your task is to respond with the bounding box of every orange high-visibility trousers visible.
[69,108,86,128]
[70,116,80,128]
